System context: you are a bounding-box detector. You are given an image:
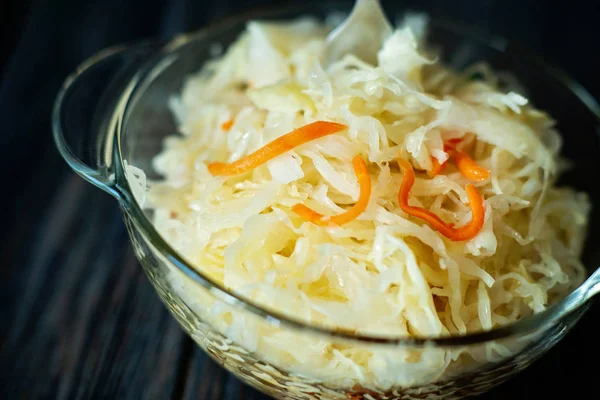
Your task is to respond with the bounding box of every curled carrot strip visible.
[208,121,347,176]
[221,119,234,132]
[428,138,490,182]
[429,156,447,177]
[293,156,371,226]
[397,158,485,241]
[428,141,459,177]
[453,151,490,182]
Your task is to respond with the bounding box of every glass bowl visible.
[52,3,600,399]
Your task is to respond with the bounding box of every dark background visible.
[1,0,598,398]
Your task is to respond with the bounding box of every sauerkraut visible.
[135,16,590,390]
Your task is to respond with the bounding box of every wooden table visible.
[2,0,599,398]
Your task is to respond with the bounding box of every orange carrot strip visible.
[447,137,464,146]
[397,158,485,241]
[428,138,490,182]
[428,140,461,177]
[221,119,234,132]
[293,156,371,226]
[453,151,490,182]
[429,156,447,177]
[208,121,347,176]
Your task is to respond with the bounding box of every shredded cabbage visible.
[138,17,590,391]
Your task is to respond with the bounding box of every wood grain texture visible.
[180,346,263,400]
[1,176,181,399]
[0,173,264,399]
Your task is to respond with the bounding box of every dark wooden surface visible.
[2,0,600,398]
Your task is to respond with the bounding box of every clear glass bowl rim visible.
[108,1,600,348]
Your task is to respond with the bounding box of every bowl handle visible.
[52,41,161,199]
